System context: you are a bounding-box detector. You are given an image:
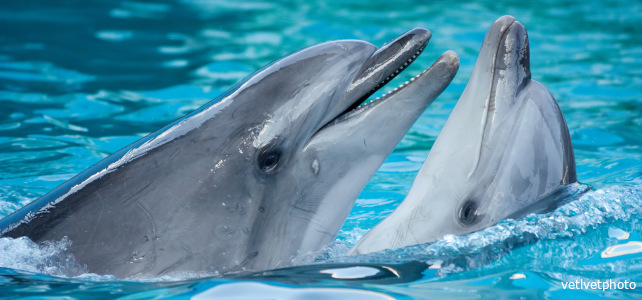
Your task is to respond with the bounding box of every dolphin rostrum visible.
[0,29,459,277]
[350,16,581,255]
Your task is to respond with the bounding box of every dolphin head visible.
[204,28,460,270]
[349,16,577,255]
[0,27,459,277]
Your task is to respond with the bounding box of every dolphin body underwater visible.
[0,29,460,278]
[350,16,583,255]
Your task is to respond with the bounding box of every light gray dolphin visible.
[349,16,580,255]
[0,29,459,277]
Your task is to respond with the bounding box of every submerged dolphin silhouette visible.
[350,16,582,255]
[0,29,459,277]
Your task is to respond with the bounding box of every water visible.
[1,0,641,298]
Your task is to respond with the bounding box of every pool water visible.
[1,0,641,298]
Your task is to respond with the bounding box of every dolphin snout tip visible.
[435,50,460,76]
[496,15,527,36]
[490,15,524,38]
[406,27,432,45]
[495,15,517,27]
[442,50,460,67]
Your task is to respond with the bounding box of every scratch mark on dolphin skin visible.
[293,196,317,214]
[170,148,181,160]
[80,192,105,257]
[158,243,193,276]
[122,181,153,207]
[133,201,159,274]
[136,201,157,238]
[241,250,259,267]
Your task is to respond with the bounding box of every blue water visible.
[1,0,641,298]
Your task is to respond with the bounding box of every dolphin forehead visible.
[227,39,378,116]
[207,40,377,151]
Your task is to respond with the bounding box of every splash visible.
[327,185,642,277]
[1,185,640,283]
[0,236,86,277]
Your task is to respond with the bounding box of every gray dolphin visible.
[350,16,581,255]
[0,29,459,277]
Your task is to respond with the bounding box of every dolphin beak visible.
[447,15,532,178]
[353,28,431,89]
[318,27,458,131]
[462,15,531,114]
[493,17,531,109]
[345,28,431,110]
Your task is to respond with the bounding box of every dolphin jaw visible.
[316,46,452,134]
[313,29,431,132]
[466,17,532,178]
[333,46,427,122]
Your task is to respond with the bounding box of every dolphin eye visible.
[263,153,279,169]
[458,199,480,226]
[258,150,280,173]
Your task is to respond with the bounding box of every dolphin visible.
[0,29,459,278]
[349,16,580,255]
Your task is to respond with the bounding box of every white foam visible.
[329,185,642,270]
[0,236,85,277]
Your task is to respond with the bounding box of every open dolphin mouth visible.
[326,28,432,126]
[350,29,429,109]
